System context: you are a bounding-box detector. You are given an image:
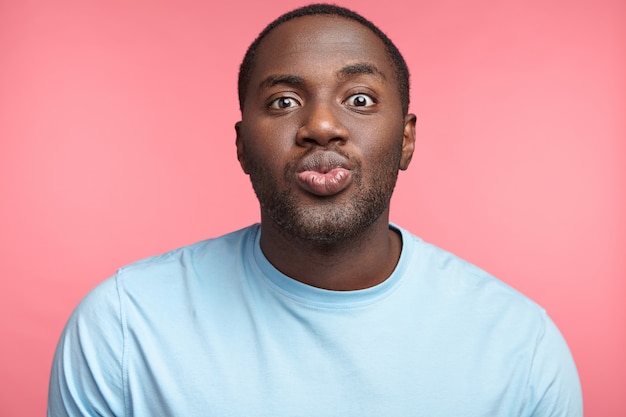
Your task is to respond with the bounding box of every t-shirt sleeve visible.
[47,275,126,417]
[525,312,583,417]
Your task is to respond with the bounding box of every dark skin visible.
[236,15,416,291]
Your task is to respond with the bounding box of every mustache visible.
[284,146,361,177]
[298,153,350,174]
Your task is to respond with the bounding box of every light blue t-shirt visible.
[48,224,582,416]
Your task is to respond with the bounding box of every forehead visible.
[250,15,393,84]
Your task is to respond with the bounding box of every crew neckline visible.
[248,223,412,309]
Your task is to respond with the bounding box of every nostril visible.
[299,135,345,148]
[296,107,348,146]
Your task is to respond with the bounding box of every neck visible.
[259,216,402,291]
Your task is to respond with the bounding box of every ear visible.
[399,113,416,171]
[235,121,249,174]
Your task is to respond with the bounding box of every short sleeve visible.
[525,312,583,417]
[47,275,126,417]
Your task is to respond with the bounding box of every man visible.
[48,4,582,416]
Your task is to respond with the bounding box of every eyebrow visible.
[260,74,305,89]
[258,62,386,91]
[336,63,387,81]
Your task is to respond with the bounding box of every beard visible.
[246,145,403,246]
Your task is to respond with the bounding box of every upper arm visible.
[525,313,583,417]
[48,275,126,417]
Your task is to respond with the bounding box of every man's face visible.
[236,15,415,244]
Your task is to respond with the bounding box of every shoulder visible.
[397,225,542,317]
[60,224,260,348]
[395,225,553,361]
[48,225,261,416]
[395,225,582,415]
[120,224,257,273]
[113,224,258,288]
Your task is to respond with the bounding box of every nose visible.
[295,101,348,147]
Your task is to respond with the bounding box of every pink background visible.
[1,0,624,415]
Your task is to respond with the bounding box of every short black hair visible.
[237,3,411,114]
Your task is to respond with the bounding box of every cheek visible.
[349,120,404,157]
[240,124,294,177]
[246,116,298,147]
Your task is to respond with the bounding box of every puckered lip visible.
[293,150,355,196]
[295,150,353,174]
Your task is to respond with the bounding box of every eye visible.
[345,93,375,107]
[268,96,301,110]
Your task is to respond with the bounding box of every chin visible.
[273,204,386,246]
